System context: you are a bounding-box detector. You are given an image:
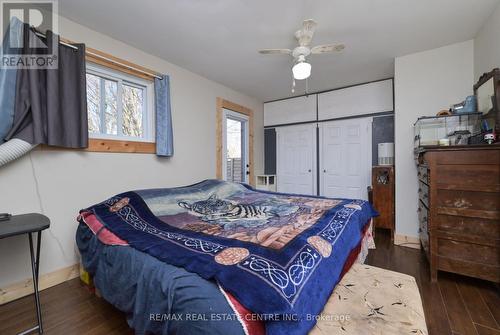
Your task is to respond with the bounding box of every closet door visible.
[319,118,372,200]
[276,124,316,195]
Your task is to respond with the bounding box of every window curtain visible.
[4,22,88,148]
[0,18,22,142]
[155,75,174,156]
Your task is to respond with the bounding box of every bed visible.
[76,179,377,335]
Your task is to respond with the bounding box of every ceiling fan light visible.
[292,61,311,80]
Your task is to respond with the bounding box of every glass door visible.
[222,108,249,183]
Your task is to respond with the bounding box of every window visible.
[86,63,154,142]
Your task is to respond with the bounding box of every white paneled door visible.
[319,118,372,200]
[276,124,316,195]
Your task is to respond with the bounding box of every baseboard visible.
[0,263,79,305]
[394,234,421,249]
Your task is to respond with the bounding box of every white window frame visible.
[222,108,250,183]
[86,62,155,142]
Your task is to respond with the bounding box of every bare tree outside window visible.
[104,80,118,135]
[86,74,100,133]
[86,68,148,140]
[122,84,143,137]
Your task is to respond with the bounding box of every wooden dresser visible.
[372,166,395,240]
[417,145,500,282]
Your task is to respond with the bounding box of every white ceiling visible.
[59,0,499,101]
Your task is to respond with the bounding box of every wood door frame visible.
[216,98,254,186]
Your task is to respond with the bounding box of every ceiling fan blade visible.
[311,43,345,54]
[258,49,292,55]
[298,19,317,46]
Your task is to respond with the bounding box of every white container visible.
[378,143,394,165]
[255,175,276,192]
[439,138,450,146]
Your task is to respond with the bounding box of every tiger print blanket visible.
[80,179,377,335]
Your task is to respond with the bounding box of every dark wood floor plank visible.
[419,274,453,335]
[438,273,478,335]
[477,284,500,327]
[0,280,132,335]
[457,279,499,330]
[475,324,500,335]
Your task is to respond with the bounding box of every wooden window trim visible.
[87,139,156,154]
[40,139,156,154]
[216,98,255,186]
[85,48,158,153]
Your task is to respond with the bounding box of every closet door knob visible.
[308,169,312,173]
[323,169,327,173]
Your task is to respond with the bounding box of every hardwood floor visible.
[0,229,498,335]
[0,277,133,335]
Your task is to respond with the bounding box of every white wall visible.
[0,16,263,288]
[474,2,500,80]
[394,40,474,238]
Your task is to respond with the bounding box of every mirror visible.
[477,77,495,115]
[474,68,499,136]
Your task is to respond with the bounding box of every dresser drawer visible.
[437,238,499,265]
[437,189,500,211]
[435,214,499,238]
[438,256,500,283]
[417,165,429,185]
[435,164,500,191]
[418,180,429,207]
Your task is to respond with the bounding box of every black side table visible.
[0,214,50,335]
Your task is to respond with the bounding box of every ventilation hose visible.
[0,139,36,167]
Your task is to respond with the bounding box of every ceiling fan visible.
[258,19,345,81]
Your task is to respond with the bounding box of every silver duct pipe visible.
[0,139,36,167]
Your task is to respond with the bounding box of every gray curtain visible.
[155,75,174,156]
[4,24,88,148]
[0,18,22,142]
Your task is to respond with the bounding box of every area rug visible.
[310,263,428,335]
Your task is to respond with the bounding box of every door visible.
[222,108,249,183]
[319,117,372,200]
[276,124,316,195]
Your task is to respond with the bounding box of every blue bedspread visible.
[81,180,377,335]
[76,223,245,335]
